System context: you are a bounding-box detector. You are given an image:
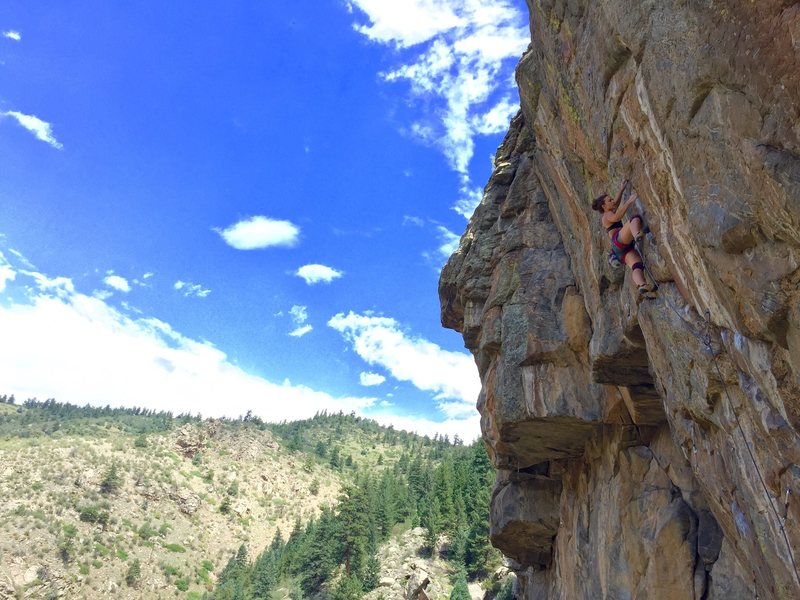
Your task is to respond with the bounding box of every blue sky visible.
[0,1,528,441]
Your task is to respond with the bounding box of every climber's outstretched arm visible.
[612,191,638,222]
[613,179,628,206]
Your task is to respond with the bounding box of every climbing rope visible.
[658,293,800,589]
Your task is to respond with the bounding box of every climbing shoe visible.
[608,251,622,269]
[638,284,657,299]
[634,225,651,243]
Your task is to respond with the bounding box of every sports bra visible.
[606,220,623,232]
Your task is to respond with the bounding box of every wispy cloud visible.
[347,0,527,217]
[453,185,483,219]
[402,215,425,227]
[174,280,211,298]
[2,111,63,149]
[328,311,480,418]
[104,274,131,293]
[0,252,17,292]
[289,324,313,338]
[216,216,300,250]
[435,226,460,261]
[295,264,344,285]
[3,31,21,41]
[287,304,312,337]
[359,371,386,386]
[133,272,154,287]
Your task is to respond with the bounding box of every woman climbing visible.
[592,180,656,298]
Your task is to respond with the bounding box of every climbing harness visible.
[660,296,800,590]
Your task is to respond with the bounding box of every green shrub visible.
[219,497,231,515]
[165,543,186,553]
[175,578,189,591]
[138,522,157,540]
[125,559,141,587]
[163,565,180,577]
[79,505,110,526]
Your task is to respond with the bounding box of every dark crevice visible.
[689,82,716,124]
[602,46,633,98]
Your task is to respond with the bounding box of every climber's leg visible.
[618,215,643,245]
[624,249,646,287]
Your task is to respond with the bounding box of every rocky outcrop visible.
[440,1,800,598]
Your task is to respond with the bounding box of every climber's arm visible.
[613,179,628,206]
[612,192,638,222]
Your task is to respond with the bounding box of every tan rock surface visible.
[440,1,800,598]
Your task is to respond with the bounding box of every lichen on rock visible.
[439,1,800,598]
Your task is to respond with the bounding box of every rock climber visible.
[592,180,656,298]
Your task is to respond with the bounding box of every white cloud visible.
[328,311,480,418]
[2,111,63,149]
[360,371,386,386]
[471,96,518,135]
[453,185,483,219]
[287,305,311,337]
[216,216,300,250]
[23,270,74,297]
[289,324,313,338]
[104,274,131,293]
[347,0,463,47]
[289,305,308,324]
[174,280,211,298]
[133,272,155,287]
[3,31,21,41]
[295,264,343,285]
[0,269,377,423]
[403,215,425,227]
[0,252,17,293]
[370,411,480,442]
[436,226,460,261]
[348,0,528,217]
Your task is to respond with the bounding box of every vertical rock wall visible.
[440,1,800,598]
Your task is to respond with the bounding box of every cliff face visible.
[439,1,800,598]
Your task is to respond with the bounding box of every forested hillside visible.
[0,396,507,599]
[213,425,497,599]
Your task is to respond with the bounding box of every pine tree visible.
[125,559,141,588]
[332,574,364,600]
[363,554,381,592]
[420,495,441,554]
[450,570,471,600]
[99,462,123,494]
